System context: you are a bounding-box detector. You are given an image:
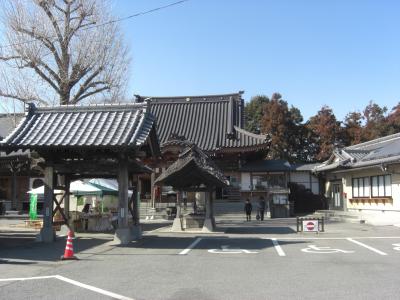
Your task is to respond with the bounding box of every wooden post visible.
[211,190,216,228]
[118,161,129,228]
[114,157,131,244]
[64,175,70,226]
[130,174,142,240]
[11,171,17,210]
[176,190,181,218]
[202,189,215,232]
[150,171,156,209]
[39,165,55,242]
[171,190,183,231]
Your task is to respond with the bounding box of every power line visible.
[0,0,190,50]
[89,0,190,29]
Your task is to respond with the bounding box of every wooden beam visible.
[117,158,129,228]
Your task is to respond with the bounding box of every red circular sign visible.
[306,222,315,230]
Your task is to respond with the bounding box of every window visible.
[352,177,370,198]
[371,175,391,197]
[252,174,286,190]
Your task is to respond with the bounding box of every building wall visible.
[240,171,320,194]
[289,171,319,194]
[0,176,29,211]
[324,164,400,224]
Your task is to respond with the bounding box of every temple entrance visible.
[332,184,343,210]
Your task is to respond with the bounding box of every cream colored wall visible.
[326,165,400,212]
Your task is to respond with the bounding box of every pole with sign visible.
[303,220,319,232]
[296,217,324,232]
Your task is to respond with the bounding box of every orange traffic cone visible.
[61,230,78,260]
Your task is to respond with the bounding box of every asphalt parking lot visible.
[1,219,400,300]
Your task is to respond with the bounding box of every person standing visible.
[258,196,266,221]
[244,198,252,221]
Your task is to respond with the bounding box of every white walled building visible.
[314,133,400,225]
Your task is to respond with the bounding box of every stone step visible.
[311,210,362,223]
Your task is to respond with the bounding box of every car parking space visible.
[186,237,273,256]
[109,235,207,256]
[2,228,400,300]
[0,276,133,300]
[353,237,400,254]
[176,235,400,259]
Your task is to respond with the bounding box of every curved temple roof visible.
[314,132,400,172]
[155,143,228,189]
[137,92,270,153]
[0,102,160,154]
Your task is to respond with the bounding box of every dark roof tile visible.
[0,103,159,152]
[142,93,269,152]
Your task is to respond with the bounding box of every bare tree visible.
[0,0,129,107]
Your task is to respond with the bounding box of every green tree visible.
[343,111,363,145]
[244,95,270,133]
[261,93,306,161]
[291,123,319,162]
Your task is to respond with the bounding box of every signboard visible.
[302,220,319,232]
[29,194,38,220]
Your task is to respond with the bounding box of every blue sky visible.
[113,0,400,121]
[1,1,399,122]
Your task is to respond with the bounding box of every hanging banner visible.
[29,194,38,220]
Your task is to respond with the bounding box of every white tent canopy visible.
[70,180,101,194]
[28,180,101,195]
[27,186,63,195]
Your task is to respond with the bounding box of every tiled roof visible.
[291,163,321,171]
[155,144,228,189]
[314,132,400,172]
[0,103,160,153]
[240,159,318,172]
[137,93,270,152]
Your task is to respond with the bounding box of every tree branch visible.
[0,55,22,62]
[73,86,110,104]
[36,1,64,44]
[13,27,62,68]
[0,90,47,105]
[28,61,60,93]
[71,66,103,102]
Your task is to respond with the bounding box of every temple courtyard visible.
[1,219,400,300]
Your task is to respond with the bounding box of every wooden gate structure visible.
[155,141,227,232]
[0,102,160,244]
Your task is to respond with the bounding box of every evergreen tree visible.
[244,95,270,133]
[343,111,363,145]
[261,93,306,161]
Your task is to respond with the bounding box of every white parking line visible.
[54,275,134,300]
[179,237,202,255]
[269,237,400,240]
[270,238,286,256]
[0,275,55,282]
[0,275,134,300]
[346,238,388,255]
